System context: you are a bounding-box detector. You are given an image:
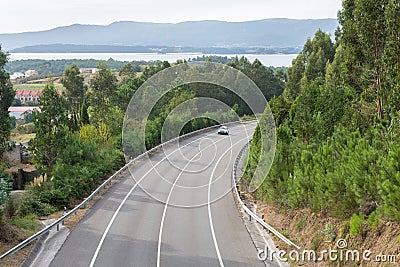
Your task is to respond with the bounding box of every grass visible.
[11,123,35,143]
[10,133,35,143]
[296,213,308,231]
[13,83,65,91]
[10,214,39,235]
[349,213,364,236]
[311,233,322,250]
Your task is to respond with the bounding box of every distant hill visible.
[0,19,338,51]
[9,44,301,54]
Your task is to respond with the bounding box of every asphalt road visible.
[51,122,266,267]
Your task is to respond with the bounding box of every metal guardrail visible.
[0,119,254,259]
[232,141,301,250]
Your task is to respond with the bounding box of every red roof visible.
[15,90,42,97]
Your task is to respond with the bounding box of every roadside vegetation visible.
[244,0,400,248]
[1,43,285,255]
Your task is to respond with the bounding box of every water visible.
[9,53,297,67]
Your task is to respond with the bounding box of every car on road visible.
[217,126,229,135]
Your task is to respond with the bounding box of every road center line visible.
[156,136,225,267]
[89,130,218,267]
[156,133,249,267]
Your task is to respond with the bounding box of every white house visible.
[10,72,26,79]
[8,106,41,119]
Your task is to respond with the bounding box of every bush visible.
[0,209,4,226]
[46,128,123,206]
[20,192,57,217]
[0,172,12,205]
[324,223,336,242]
[10,214,38,232]
[14,123,35,134]
[366,211,380,231]
[349,213,364,236]
[5,196,19,219]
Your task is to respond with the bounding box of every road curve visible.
[51,123,266,267]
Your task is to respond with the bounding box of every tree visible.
[339,0,390,119]
[119,62,136,83]
[89,62,117,125]
[384,0,400,115]
[0,46,15,155]
[112,76,145,111]
[30,79,68,176]
[290,78,323,143]
[285,54,305,99]
[60,64,87,129]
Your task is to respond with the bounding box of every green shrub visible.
[5,196,19,219]
[311,233,322,250]
[366,211,380,230]
[39,188,69,208]
[20,192,57,217]
[349,213,364,236]
[0,209,4,225]
[15,123,35,134]
[324,223,336,242]
[0,172,12,205]
[10,214,38,232]
[339,221,350,238]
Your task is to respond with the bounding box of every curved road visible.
[51,123,266,267]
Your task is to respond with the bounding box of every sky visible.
[1,0,342,34]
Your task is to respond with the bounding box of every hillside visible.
[0,19,338,51]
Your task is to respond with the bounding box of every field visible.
[13,83,65,91]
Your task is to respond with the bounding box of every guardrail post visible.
[62,207,66,225]
[262,214,266,230]
[57,223,59,231]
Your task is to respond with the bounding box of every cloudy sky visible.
[1,0,342,34]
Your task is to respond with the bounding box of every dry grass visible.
[10,133,35,144]
[242,193,400,267]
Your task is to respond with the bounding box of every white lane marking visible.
[157,137,221,267]
[89,131,218,267]
[207,137,249,267]
[156,135,248,267]
[128,125,256,210]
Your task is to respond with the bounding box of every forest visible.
[4,56,234,76]
[244,0,400,227]
[0,52,284,218]
[1,0,399,251]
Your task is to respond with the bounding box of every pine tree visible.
[0,47,15,155]
[29,79,68,176]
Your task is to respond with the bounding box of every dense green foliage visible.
[245,0,400,223]
[0,171,12,205]
[0,46,15,155]
[5,58,144,75]
[29,80,69,176]
[25,57,283,209]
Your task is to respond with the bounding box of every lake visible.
[9,53,297,67]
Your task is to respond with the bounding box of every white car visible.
[217,126,229,135]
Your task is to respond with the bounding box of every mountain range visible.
[0,19,338,52]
